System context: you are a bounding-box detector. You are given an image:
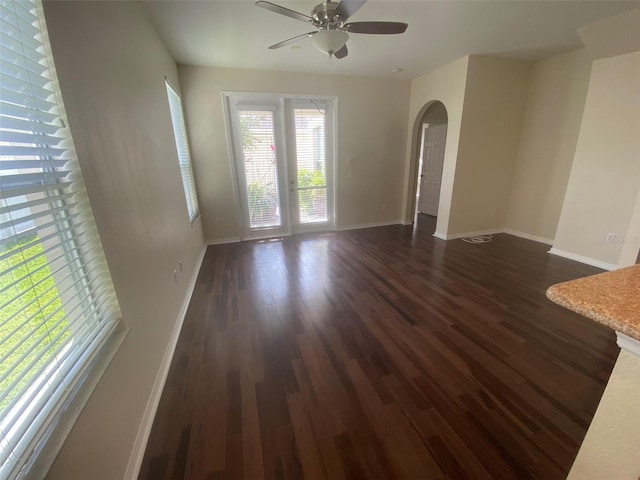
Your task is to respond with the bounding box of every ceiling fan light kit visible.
[312,30,349,56]
[256,0,407,60]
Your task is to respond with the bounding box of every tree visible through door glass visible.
[239,111,282,228]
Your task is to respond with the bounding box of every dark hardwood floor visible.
[138,214,618,480]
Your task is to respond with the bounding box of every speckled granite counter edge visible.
[546,265,640,343]
[546,287,640,341]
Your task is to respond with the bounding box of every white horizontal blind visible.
[237,110,282,229]
[165,81,199,223]
[294,107,327,224]
[0,1,121,478]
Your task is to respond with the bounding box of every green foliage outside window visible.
[0,235,68,411]
[297,169,325,217]
[248,181,278,222]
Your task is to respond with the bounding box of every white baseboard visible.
[208,236,241,245]
[617,332,640,357]
[440,228,504,240]
[337,220,402,231]
[207,227,555,248]
[124,245,207,480]
[503,228,553,246]
[435,228,554,246]
[208,223,405,241]
[548,247,616,271]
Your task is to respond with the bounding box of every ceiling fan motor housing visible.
[311,2,344,30]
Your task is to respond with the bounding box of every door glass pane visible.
[294,108,327,223]
[238,111,281,228]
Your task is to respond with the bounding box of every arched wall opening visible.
[407,100,448,230]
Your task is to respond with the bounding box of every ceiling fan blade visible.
[268,31,317,50]
[334,44,348,59]
[344,21,408,34]
[334,0,367,20]
[255,1,313,23]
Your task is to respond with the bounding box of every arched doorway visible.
[411,101,448,229]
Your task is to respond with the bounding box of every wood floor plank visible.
[240,355,264,480]
[138,215,618,480]
[308,406,348,480]
[287,392,325,480]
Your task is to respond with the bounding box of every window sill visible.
[17,322,129,480]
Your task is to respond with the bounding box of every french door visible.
[226,95,335,239]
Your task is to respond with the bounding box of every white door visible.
[227,95,334,240]
[286,100,334,233]
[418,124,447,216]
[229,100,289,239]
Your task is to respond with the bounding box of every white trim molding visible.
[616,332,640,357]
[434,228,553,245]
[437,228,504,240]
[25,325,129,479]
[503,228,553,246]
[337,220,403,231]
[207,222,407,245]
[124,245,207,480]
[436,227,554,245]
[208,236,242,246]
[548,248,616,271]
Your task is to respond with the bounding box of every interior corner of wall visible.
[577,7,640,60]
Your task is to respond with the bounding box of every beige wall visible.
[552,51,640,266]
[43,2,205,479]
[178,66,411,242]
[568,349,640,480]
[447,56,531,235]
[402,56,470,234]
[402,56,530,237]
[618,187,640,268]
[505,50,592,242]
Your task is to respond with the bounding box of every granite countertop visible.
[546,264,640,342]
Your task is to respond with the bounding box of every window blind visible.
[237,110,282,228]
[294,107,327,223]
[0,1,121,478]
[165,81,199,223]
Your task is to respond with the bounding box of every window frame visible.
[0,1,126,478]
[164,79,200,224]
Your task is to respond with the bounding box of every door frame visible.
[285,98,336,235]
[227,98,289,239]
[222,92,338,240]
[415,122,429,220]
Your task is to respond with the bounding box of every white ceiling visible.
[142,0,640,79]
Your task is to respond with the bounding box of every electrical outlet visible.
[606,233,615,243]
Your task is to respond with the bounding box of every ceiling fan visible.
[255,0,408,59]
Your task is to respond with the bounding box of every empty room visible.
[1,1,639,479]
